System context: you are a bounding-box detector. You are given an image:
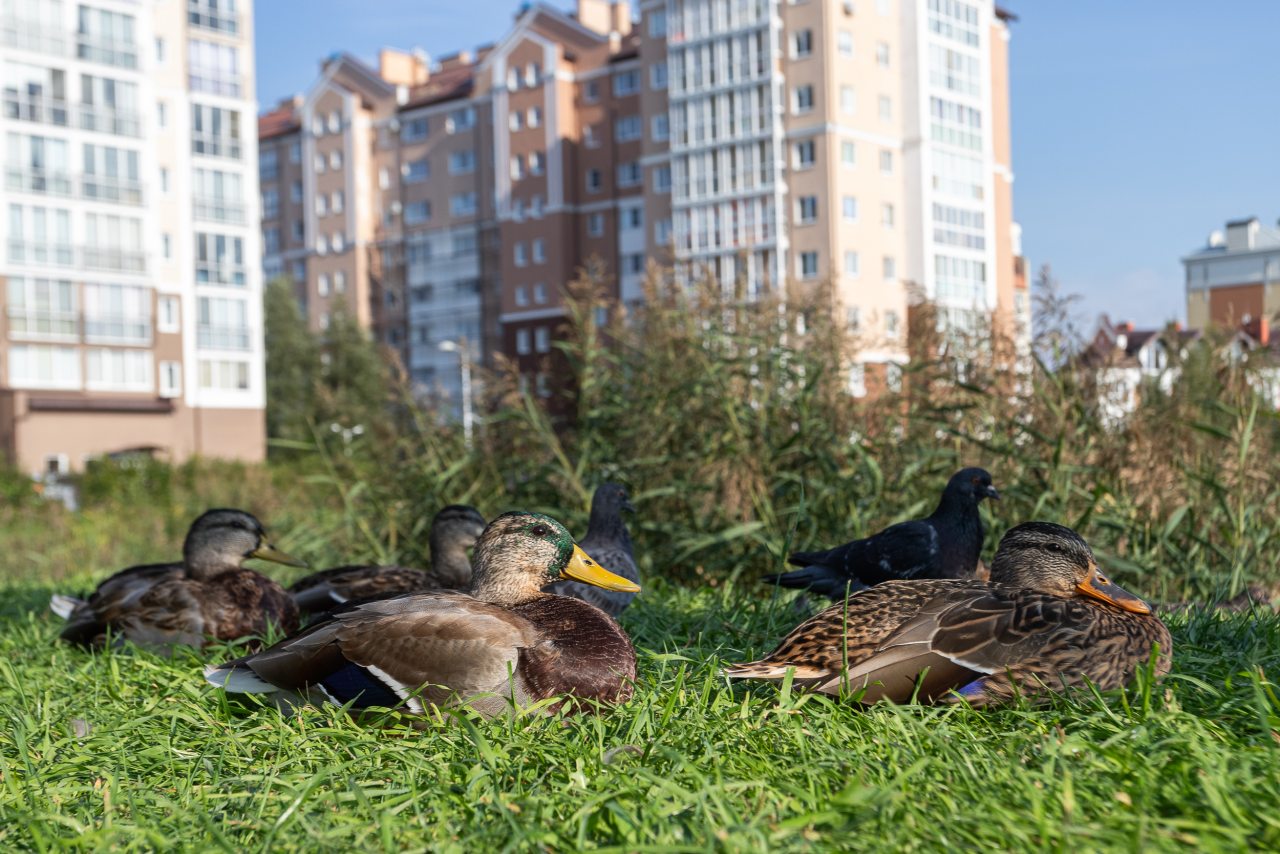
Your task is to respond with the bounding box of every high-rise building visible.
[259,0,1025,411]
[1183,216,1280,330]
[0,0,265,476]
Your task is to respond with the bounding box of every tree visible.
[263,278,318,443]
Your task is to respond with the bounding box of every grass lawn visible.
[2,572,1279,852]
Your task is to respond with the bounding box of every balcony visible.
[191,133,242,160]
[197,323,251,351]
[77,34,139,70]
[81,173,144,206]
[6,309,78,341]
[6,166,74,198]
[85,315,151,345]
[81,246,146,274]
[2,20,68,55]
[188,2,240,36]
[193,197,246,224]
[3,92,69,127]
[195,261,247,287]
[8,239,75,268]
[80,103,142,137]
[188,72,241,98]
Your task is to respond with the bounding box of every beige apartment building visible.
[1,0,265,476]
[260,0,1026,410]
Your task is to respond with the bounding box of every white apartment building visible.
[0,0,265,474]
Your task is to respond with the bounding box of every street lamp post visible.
[438,338,474,449]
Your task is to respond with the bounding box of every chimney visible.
[576,0,613,35]
[1261,316,1271,346]
[1225,217,1260,252]
[611,0,633,35]
[1119,321,1134,333]
[379,48,429,86]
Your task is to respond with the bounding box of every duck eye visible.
[530,525,550,538]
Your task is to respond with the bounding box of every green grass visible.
[3,573,1279,852]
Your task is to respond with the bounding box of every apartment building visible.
[1183,216,1280,330]
[260,0,1025,409]
[0,0,264,476]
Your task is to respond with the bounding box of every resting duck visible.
[726,522,1172,706]
[288,505,486,617]
[544,483,640,616]
[51,508,304,651]
[205,512,640,718]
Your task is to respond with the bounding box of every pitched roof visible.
[258,103,300,140]
[400,64,474,111]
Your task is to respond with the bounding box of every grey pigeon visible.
[546,483,639,616]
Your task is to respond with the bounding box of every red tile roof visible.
[258,104,301,140]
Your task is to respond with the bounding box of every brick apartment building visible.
[259,0,1027,413]
[1,0,265,476]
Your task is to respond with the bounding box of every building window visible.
[514,242,527,267]
[838,30,854,56]
[587,212,604,237]
[524,64,540,87]
[159,360,182,398]
[883,256,897,281]
[292,220,304,241]
[327,111,341,134]
[625,207,643,229]
[84,283,150,343]
[7,344,80,390]
[533,282,547,304]
[530,195,544,217]
[876,41,890,67]
[793,85,815,115]
[534,326,550,353]
[507,67,520,91]
[882,203,895,227]
[449,150,476,175]
[624,254,644,275]
[158,296,181,333]
[880,149,894,174]
[329,150,342,170]
[162,232,173,258]
[7,278,77,340]
[532,239,546,263]
[197,296,250,350]
[334,272,348,295]
[516,328,531,354]
[649,9,667,36]
[885,311,900,340]
[798,251,819,280]
[848,364,866,398]
[652,114,670,142]
[844,251,860,277]
[188,39,240,97]
[842,141,856,166]
[86,348,152,392]
[794,140,816,169]
[195,233,246,285]
[792,29,814,58]
[616,115,642,141]
[841,86,856,115]
[586,169,603,193]
[878,95,892,121]
[584,124,600,148]
[655,218,673,246]
[404,200,431,225]
[614,70,640,96]
[315,194,328,217]
[886,362,903,393]
[650,63,668,90]
[510,155,525,181]
[290,140,301,163]
[290,180,302,203]
[314,153,325,174]
[447,107,476,133]
[617,162,642,187]
[514,285,528,307]
[653,165,672,193]
[401,117,429,142]
[451,193,478,216]
[529,151,545,176]
[259,147,278,180]
[797,196,818,224]
[199,359,250,391]
[584,80,600,103]
[332,191,344,214]
[842,196,858,221]
[331,232,345,252]
[262,188,280,219]
[847,307,862,332]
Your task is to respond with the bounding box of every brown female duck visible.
[288,504,486,618]
[51,508,304,651]
[206,512,640,717]
[725,522,1171,705]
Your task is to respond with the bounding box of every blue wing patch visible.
[319,662,403,708]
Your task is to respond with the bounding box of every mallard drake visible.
[51,508,304,651]
[288,505,486,617]
[544,483,639,616]
[205,512,640,717]
[727,522,1171,706]
[765,467,999,600]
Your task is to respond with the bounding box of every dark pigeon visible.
[545,483,639,616]
[765,467,999,600]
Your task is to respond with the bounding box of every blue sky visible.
[254,1,1280,330]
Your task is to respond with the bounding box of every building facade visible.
[0,0,264,476]
[1183,216,1280,331]
[259,0,1025,412]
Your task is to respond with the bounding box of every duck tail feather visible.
[49,594,84,621]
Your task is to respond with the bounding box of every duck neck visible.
[183,549,243,581]
[430,539,474,588]
[468,560,548,608]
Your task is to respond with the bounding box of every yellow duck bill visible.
[250,543,309,568]
[562,544,640,592]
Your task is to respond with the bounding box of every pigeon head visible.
[990,522,1151,614]
[591,482,636,516]
[944,467,1000,504]
[470,512,639,606]
[183,508,306,579]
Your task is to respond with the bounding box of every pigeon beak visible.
[622,498,637,514]
[562,544,640,592]
[983,485,1001,500]
[1076,564,1151,615]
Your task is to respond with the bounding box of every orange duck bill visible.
[1076,565,1151,615]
